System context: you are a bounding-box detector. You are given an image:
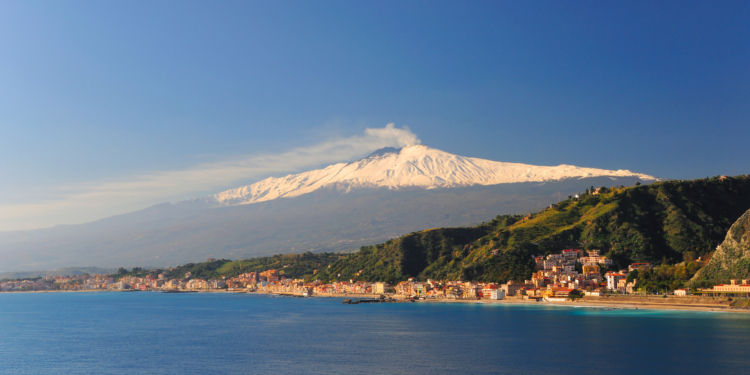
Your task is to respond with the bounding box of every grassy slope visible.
[312,176,750,284]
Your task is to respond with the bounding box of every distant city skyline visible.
[1,1,749,230]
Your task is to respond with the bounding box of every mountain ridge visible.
[309,176,750,284]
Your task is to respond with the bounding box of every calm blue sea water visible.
[1,292,749,374]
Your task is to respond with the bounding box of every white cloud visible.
[0,123,421,231]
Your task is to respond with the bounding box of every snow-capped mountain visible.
[0,145,659,272]
[207,145,658,206]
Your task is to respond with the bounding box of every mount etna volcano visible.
[0,146,657,272]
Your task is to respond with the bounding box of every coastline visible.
[3,289,747,314]
[183,290,750,313]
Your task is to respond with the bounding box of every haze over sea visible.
[1,293,749,374]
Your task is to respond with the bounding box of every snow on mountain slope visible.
[207,145,658,206]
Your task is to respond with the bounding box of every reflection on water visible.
[1,292,749,374]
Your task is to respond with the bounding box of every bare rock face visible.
[692,209,750,283]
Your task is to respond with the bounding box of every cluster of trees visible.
[312,225,499,283]
[213,252,343,280]
[459,242,537,283]
[114,266,163,281]
[163,260,232,280]
[626,261,703,293]
[113,253,345,281]
[313,221,544,284]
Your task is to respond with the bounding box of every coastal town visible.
[3,249,745,301]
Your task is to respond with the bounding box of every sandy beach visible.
[411,295,748,313]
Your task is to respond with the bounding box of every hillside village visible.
[0,249,704,300]
[5,178,750,302]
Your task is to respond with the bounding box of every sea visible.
[1,292,749,374]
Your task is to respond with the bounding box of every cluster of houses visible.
[0,274,114,292]
[525,249,650,297]
[115,274,229,291]
[7,250,712,299]
[101,249,653,301]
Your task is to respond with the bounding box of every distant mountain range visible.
[0,146,658,272]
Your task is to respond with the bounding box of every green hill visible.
[116,252,343,281]
[311,176,750,284]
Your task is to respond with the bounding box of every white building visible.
[489,289,505,300]
[605,272,628,291]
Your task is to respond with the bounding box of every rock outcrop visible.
[692,209,750,284]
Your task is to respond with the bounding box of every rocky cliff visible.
[691,209,750,284]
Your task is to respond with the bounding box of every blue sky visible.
[1,1,749,230]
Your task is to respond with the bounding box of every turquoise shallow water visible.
[1,292,749,374]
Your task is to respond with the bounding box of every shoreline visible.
[415,297,746,314]
[3,289,748,314]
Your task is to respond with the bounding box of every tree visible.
[568,289,583,300]
[626,270,639,283]
[117,267,127,275]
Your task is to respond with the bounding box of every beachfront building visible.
[502,280,535,297]
[489,289,505,300]
[543,286,573,300]
[617,278,628,293]
[605,272,628,291]
[699,280,750,298]
[374,282,390,294]
[482,284,499,299]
